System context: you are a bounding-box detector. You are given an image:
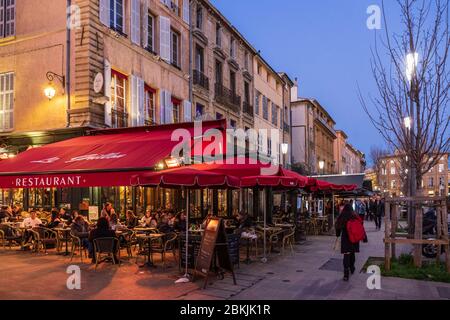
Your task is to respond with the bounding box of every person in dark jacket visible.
[374,198,384,230]
[125,210,138,229]
[47,210,62,229]
[88,217,118,263]
[174,211,187,232]
[71,215,91,253]
[335,204,367,281]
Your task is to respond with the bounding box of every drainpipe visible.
[66,0,71,128]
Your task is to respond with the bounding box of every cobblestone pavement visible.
[1,221,449,300]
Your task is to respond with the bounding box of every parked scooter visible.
[422,209,450,258]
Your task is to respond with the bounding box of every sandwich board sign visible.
[194,217,236,289]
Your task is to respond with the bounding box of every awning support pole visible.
[262,187,267,263]
[175,187,190,283]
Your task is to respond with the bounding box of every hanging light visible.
[44,82,57,100]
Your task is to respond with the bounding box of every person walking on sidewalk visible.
[374,198,384,230]
[335,204,368,281]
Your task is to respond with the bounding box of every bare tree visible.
[360,0,450,195]
[369,145,389,187]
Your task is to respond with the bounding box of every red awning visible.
[134,159,310,189]
[308,179,357,192]
[132,165,241,189]
[0,120,227,188]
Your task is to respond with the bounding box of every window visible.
[195,45,204,72]
[230,37,235,58]
[271,103,278,126]
[171,30,180,68]
[111,70,128,128]
[244,82,250,104]
[0,0,15,38]
[110,0,124,34]
[196,4,203,29]
[145,86,156,125]
[230,71,236,95]
[262,96,269,121]
[438,163,444,173]
[391,180,396,189]
[215,60,223,85]
[195,103,205,120]
[216,112,223,120]
[230,119,237,129]
[257,64,262,75]
[255,91,260,115]
[0,72,14,131]
[172,99,180,123]
[267,138,272,157]
[215,23,221,47]
[439,177,444,186]
[428,177,434,187]
[146,13,155,52]
[244,51,249,70]
[170,0,180,16]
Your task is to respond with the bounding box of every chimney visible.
[290,77,299,102]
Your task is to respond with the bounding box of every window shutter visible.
[183,100,192,122]
[131,0,141,45]
[104,59,112,127]
[182,0,190,24]
[159,16,171,62]
[5,0,15,37]
[165,91,173,124]
[138,78,145,125]
[160,90,166,124]
[99,0,110,27]
[0,0,5,38]
[130,75,138,126]
[142,0,149,48]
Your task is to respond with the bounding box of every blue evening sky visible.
[211,0,404,163]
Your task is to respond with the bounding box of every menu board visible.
[194,218,236,288]
[195,218,220,275]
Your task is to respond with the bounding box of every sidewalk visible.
[1,221,449,300]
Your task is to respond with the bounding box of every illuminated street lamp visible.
[406,52,419,82]
[44,83,57,100]
[281,143,289,155]
[404,116,411,130]
[44,71,65,101]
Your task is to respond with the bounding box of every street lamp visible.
[44,71,65,101]
[406,52,419,82]
[281,143,289,155]
[404,116,411,130]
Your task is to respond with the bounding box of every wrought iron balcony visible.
[193,70,209,91]
[111,108,128,128]
[243,101,254,116]
[215,83,241,114]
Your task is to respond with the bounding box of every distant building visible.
[377,153,449,197]
[291,81,337,174]
[334,130,366,174]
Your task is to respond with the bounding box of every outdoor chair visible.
[0,225,24,249]
[151,232,178,269]
[70,231,87,263]
[0,229,4,250]
[120,230,138,258]
[93,237,120,270]
[268,229,285,254]
[30,227,59,254]
[282,226,296,255]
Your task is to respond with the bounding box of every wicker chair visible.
[0,225,23,249]
[93,237,120,270]
[151,233,178,269]
[30,227,59,254]
[120,230,138,258]
[268,229,285,254]
[282,226,296,255]
[70,231,87,262]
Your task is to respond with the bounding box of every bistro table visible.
[136,233,164,268]
[134,227,157,234]
[241,232,258,265]
[54,227,71,256]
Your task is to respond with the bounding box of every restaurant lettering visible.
[30,153,127,164]
[15,176,82,187]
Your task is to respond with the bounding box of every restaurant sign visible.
[14,176,83,188]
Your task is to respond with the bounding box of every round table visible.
[54,228,71,256]
[241,233,258,265]
[136,233,164,268]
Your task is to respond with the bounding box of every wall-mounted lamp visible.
[44,71,65,100]
[281,143,289,155]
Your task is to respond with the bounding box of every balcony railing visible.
[215,83,241,114]
[193,70,209,91]
[243,101,253,116]
[170,1,180,15]
[111,108,128,128]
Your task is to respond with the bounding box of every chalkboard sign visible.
[194,218,236,288]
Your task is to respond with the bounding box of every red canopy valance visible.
[0,120,227,188]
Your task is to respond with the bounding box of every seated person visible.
[125,210,138,229]
[109,213,120,231]
[157,216,172,234]
[88,217,118,263]
[174,212,187,232]
[71,215,91,252]
[22,211,43,245]
[47,210,62,229]
[140,210,152,227]
[236,211,254,230]
[0,206,11,222]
